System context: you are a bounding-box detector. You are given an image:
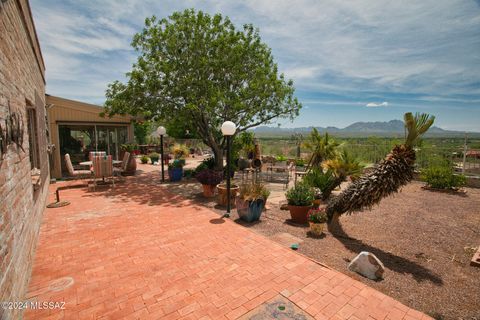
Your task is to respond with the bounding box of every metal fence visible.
[257,138,480,177]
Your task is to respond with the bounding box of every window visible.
[27,107,40,169]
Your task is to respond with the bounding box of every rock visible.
[348,251,385,280]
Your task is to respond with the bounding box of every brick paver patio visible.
[25,170,432,319]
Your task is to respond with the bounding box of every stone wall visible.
[0,0,49,319]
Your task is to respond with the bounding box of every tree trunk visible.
[327,212,345,236]
[212,145,224,171]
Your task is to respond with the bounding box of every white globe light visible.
[221,121,236,136]
[156,126,166,136]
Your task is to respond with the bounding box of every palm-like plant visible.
[303,129,339,169]
[326,112,435,222]
[322,149,365,180]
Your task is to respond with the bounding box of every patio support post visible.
[156,126,167,182]
[226,135,231,215]
[221,121,236,218]
[160,134,164,182]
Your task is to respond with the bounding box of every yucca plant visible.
[326,112,435,223]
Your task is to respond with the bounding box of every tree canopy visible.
[103,9,301,168]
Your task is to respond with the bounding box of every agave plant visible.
[326,112,435,222]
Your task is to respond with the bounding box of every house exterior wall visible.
[46,95,134,178]
[0,1,49,319]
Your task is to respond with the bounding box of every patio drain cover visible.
[238,295,313,320]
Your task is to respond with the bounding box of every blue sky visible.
[30,0,480,131]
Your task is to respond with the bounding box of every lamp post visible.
[156,126,166,182]
[221,121,236,217]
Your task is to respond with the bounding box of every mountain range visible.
[251,120,479,137]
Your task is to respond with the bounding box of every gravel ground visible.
[166,178,480,320]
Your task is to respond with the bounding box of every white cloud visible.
[30,0,480,119]
[366,102,389,108]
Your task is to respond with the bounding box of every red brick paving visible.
[24,171,432,319]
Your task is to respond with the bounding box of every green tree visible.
[133,121,151,144]
[103,9,301,169]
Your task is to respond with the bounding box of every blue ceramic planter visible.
[236,198,265,222]
[168,168,183,182]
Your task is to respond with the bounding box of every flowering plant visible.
[307,207,327,224]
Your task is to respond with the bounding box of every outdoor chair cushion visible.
[72,170,92,176]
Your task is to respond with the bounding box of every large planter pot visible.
[124,155,137,175]
[236,197,265,222]
[168,168,183,182]
[217,184,239,207]
[309,222,325,236]
[202,184,216,198]
[288,205,312,224]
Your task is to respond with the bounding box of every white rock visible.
[348,251,385,280]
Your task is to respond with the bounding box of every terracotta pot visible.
[288,205,312,224]
[217,184,239,206]
[202,184,216,198]
[124,155,137,175]
[309,222,325,236]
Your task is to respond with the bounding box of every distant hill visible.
[250,120,479,137]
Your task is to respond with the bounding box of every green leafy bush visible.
[421,166,466,189]
[140,155,149,164]
[194,157,216,175]
[276,154,287,162]
[286,182,314,206]
[295,158,305,167]
[149,152,160,163]
[303,168,337,200]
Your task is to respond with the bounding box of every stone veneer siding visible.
[0,0,49,319]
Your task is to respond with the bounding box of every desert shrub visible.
[421,166,466,189]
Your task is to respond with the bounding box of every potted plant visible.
[236,183,270,222]
[307,207,327,236]
[168,159,184,182]
[149,152,160,164]
[285,182,314,224]
[303,168,337,207]
[195,169,223,197]
[140,155,149,164]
